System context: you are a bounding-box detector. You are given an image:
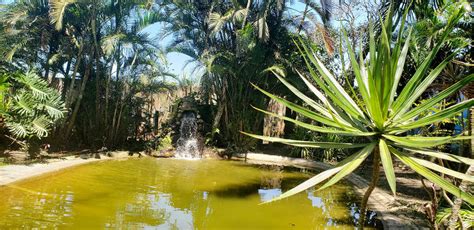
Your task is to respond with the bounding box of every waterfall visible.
[175,112,200,158]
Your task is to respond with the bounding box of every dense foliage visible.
[0,72,65,143]
[0,0,174,150]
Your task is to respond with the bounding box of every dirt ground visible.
[356,159,434,229]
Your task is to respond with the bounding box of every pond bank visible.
[0,151,142,186]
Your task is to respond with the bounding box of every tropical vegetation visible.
[0,72,65,141]
[0,0,473,228]
[244,2,474,228]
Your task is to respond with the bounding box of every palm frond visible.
[49,0,76,30]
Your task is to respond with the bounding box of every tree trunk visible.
[241,0,252,28]
[359,149,380,229]
[65,42,84,107]
[43,32,59,79]
[64,60,91,139]
[263,98,285,144]
[113,98,125,145]
[61,59,72,96]
[109,93,120,145]
[297,1,309,34]
[91,3,103,134]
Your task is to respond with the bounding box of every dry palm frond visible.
[49,0,76,30]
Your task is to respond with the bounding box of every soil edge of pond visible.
[0,151,142,186]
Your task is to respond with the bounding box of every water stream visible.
[175,112,200,158]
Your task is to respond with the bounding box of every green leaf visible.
[264,65,286,77]
[31,116,49,138]
[14,93,33,115]
[241,132,368,149]
[272,72,338,122]
[251,83,353,130]
[383,135,471,148]
[274,72,364,129]
[403,147,474,165]
[378,15,393,115]
[297,38,367,121]
[17,73,50,100]
[388,29,411,107]
[391,19,455,115]
[262,166,342,203]
[5,121,28,138]
[394,99,474,131]
[49,0,76,30]
[408,157,474,182]
[392,52,457,118]
[396,74,474,122]
[380,139,396,195]
[263,143,374,203]
[342,29,371,110]
[295,70,368,131]
[251,106,375,136]
[391,147,474,205]
[318,143,376,190]
[42,102,65,120]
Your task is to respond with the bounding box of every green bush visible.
[0,72,66,142]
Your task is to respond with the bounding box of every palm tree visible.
[44,0,171,146]
[245,4,473,228]
[156,0,321,148]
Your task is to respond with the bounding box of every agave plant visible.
[244,5,473,227]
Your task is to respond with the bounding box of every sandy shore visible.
[0,151,142,186]
[0,156,104,186]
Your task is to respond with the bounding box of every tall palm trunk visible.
[113,97,125,144]
[64,59,92,139]
[91,3,103,135]
[104,57,113,131]
[65,42,84,107]
[109,91,120,145]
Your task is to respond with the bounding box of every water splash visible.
[175,112,200,159]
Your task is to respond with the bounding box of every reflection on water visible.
[115,193,194,229]
[0,158,370,229]
[258,188,282,202]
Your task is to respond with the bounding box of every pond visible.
[0,158,369,229]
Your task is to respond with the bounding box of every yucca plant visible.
[243,5,474,228]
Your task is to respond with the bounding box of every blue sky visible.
[141,23,196,79]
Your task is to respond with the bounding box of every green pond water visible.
[0,158,364,229]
